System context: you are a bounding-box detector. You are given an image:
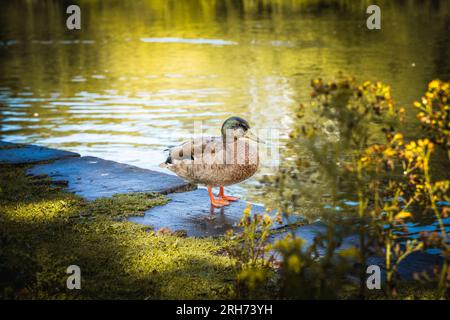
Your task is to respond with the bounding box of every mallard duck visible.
[160,116,260,207]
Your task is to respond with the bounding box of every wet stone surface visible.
[0,141,79,164]
[27,156,196,200]
[129,188,302,237]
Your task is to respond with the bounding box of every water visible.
[1,0,449,203]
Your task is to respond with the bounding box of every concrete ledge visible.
[27,156,196,200]
[0,141,79,164]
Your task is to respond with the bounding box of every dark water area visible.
[0,0,449,216]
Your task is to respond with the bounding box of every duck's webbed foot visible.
[208,186,230,207]
[218,186,239,202]
[213,198,230,207]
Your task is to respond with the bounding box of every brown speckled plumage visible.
[160,136,259,187]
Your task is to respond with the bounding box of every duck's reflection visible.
[210,205,225,216]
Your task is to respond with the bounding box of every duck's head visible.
[221,116,260,142]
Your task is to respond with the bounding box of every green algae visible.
[0,165,236,299]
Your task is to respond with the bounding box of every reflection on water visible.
[0,0,449,202]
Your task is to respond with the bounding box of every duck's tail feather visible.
[159,151,172,168]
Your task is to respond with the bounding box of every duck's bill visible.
[245,130,265,144]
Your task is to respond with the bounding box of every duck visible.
[159,116,260,207]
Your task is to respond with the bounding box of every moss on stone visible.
[84,192,168,219]
[0,165,236,299]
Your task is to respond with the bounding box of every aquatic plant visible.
[413,80,450,298]
[225,205,280,298]
[262,75,449,299]
[415,80,450,157]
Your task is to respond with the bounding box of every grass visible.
[0,165,236,299]
[364,282,444,300]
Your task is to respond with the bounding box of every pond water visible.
[1,0,449,206]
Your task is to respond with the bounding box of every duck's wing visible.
[162,137,224,165]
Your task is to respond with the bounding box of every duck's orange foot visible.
[211,198,230,208]
[208,186,231,207]
[218,186,239,202]
[219,195,239,202]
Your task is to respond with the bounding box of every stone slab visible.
[0,141,79,165]
[27,156,196,200]
[129,188,302,237]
